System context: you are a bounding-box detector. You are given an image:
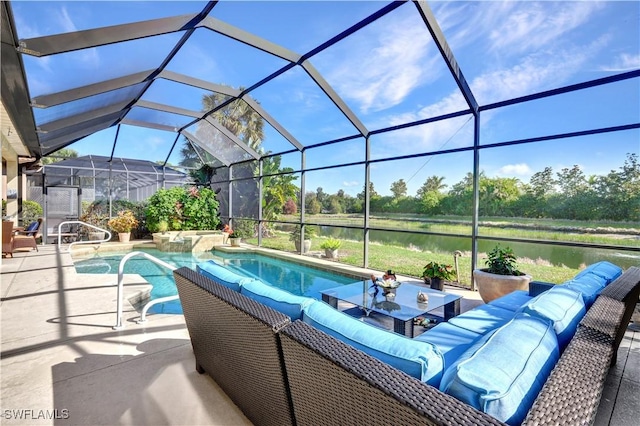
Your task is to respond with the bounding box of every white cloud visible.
[54,6,100,67]
[342,181,359,187]
[487,2,603,54]
[498,163,531,176]
[601,53,640,72]
[319,8,442,114]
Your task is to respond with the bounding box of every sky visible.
[11,0,640,197]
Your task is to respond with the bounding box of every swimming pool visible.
[73,249,361,314]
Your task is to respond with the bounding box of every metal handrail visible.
[113,251,177,330]
[57,220,112,251]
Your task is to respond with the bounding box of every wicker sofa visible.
[174,265,640,426]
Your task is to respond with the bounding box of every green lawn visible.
[245,232,580,288]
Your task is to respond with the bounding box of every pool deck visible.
[1,242,638,425]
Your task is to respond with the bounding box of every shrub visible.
[107,210,139,233]
[22,200,43,225]
[283,198,297,214]
[145,186,220,231]
[485,245,524,276]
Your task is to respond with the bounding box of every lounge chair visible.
[4,218,42,255]
[13,218,42,252]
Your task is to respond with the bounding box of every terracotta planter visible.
[118,232,131,243]
[473,269,532,303]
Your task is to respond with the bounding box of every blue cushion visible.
[448,304,516,335]
[518,286,585,349]
[302,301,444,386]
[240,279,315,321]
[196,260,251,292]
[574,261,622,285]
[488,290,532,312]
[560,274,605,308]
[415,322,482,370]
[25,221,39,232]
[440,313,560,425]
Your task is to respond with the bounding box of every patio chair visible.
[11,218,41,253]
[2,221,14,257]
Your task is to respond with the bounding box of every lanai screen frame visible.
[3,1,639,286]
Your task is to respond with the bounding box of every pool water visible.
[73,249,360,314]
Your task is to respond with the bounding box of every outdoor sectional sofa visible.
[173,261,640,426]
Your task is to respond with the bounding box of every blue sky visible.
[13,0,640,197]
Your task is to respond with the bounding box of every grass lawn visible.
[246,232,580,288]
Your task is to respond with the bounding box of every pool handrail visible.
[57,220,112,251]
[113,251,177,330]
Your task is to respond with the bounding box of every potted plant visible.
[473,245,532,302]
[422,261,455,291]
[320,237,342,259]
[107,210,139,242]
[289,225,316,253]
[228,228,249,247]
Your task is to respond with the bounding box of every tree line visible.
[301,153,639,222]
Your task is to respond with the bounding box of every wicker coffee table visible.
[321,281,461,337]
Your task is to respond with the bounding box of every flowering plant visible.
[107,210,139,233]
[422,261,454,280]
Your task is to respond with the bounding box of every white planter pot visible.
[118,232,131,243]
[324,248,338,259]
[473,269,531,303]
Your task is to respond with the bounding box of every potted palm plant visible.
[107,210,139,242]
[473,245,532,302]
[422,261,455,291]
[320,237,342,259]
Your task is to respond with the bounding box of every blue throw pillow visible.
[488,290,533,312]
[25,221,39,232]
[196,260,251,292]
[518,286,585,349]
[440,313,559,425]
[302,301,444,386]
[240,279,315,321]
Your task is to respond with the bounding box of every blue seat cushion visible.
[488,290,532,312]
[302,301,444,386]
[196,260,251,292]
[518,286,585,349]
[560,274,605,308]
[414,322,482,370]
[440,313,560,425]
[240,279,315,321]
[574,261,622,285]
[448,304,515,335]
[25,221,39,232]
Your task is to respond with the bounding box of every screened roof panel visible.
[431,1,640,106]
[125,106,195,130]
[311,3,468,130]
[11,1,206,38]
[165,27,290,90]
[32,82,146,126]
[187,138,226,169]
[3,0,637,169]
[22,32,184,97]
[210,1,385,53]
[111,125,181,164]
[140,78,221,112]
[251,65,361,146]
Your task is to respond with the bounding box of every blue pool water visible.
[73,249,360,314]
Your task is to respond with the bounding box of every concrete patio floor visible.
[1,244,638,425]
